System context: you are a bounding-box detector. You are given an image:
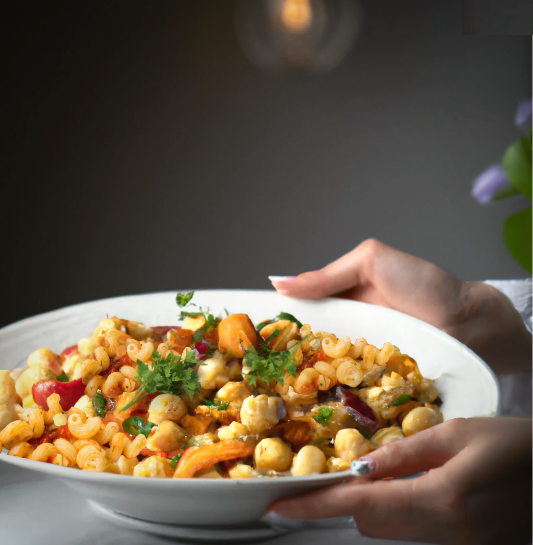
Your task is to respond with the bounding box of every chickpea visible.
[217,314,257,359]
[216,381,250,409]
[27,347,59,369]
[334,428,372,462]
[15,365,55,399]
[226,360,243,381]
[370,426,404,448]
[217,421,249,441]
[0,370,16,405]
[240,394,285,435]
[228,464,256,479]
[133,456,173,478]
[196,352,229,390]
[147,393,187,424]
[146,420,187,452]
[402,406,442,436]
[291,445,327,476]
[326,457,351,473]
[254,438,293,472]
[417,378,440,404]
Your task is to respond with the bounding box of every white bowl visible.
[0,290,500,527]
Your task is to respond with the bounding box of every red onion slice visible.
[335,386,379,435]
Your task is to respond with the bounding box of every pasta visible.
[67,412,102,439]
[76,444,108,472]
[0,298,442,478]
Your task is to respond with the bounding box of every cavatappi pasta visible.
[0,306,443,478]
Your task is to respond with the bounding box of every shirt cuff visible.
[484,278,532,334]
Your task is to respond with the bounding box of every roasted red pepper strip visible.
[173,440,253,478]
[32,378,85,410]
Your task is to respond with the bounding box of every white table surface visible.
[0,462,425,545]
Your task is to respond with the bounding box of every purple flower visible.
[471,165,511,204]
[515,98,532,133]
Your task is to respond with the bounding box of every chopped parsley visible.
[242,334,310,387]
[119,349,203,412]
[92,391,107,418]
[176,292,195,307]
[313,406,334,425]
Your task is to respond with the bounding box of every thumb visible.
[356,419,467,480]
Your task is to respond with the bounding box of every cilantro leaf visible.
[313,406,334,425]
[119,349,203,412]
[176,292,195,307]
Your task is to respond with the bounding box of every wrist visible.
[457,281,532,374]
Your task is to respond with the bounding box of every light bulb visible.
[281,0,313,34]
[235,0,362,73]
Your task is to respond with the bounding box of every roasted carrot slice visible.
[174,440,254,478]
[180,414,213,435]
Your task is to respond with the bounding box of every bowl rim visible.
[0,289,501,485]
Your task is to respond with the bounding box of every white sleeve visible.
[484,278,532,416]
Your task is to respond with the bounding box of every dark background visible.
[2,1,531,328]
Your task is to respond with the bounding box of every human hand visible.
[264,417,532,545]
[270,239,531,374]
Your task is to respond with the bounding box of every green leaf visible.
[313,406,334,425]
[256,319,273,332]
[493,185,522,201]
[502,207,532,274]
[520,136,532,165]
[92,391,107,418]
[122,416,156,438]
[265,328,280,345]
[201,399,230,411]
[502,140,532,201]
[391,394,411,407]
[170,452,183,468]
[277,312,303,328]
[176,292,195,307]
[55,371,69,383]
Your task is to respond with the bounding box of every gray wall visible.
[3,1,531,327]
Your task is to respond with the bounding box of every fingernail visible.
[351,456,376,476]
[261,511,356,530]
[268,276,298,283]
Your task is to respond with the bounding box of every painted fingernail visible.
[261,511,356,530]
[351,456,376,476]
[268,276,298,283]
